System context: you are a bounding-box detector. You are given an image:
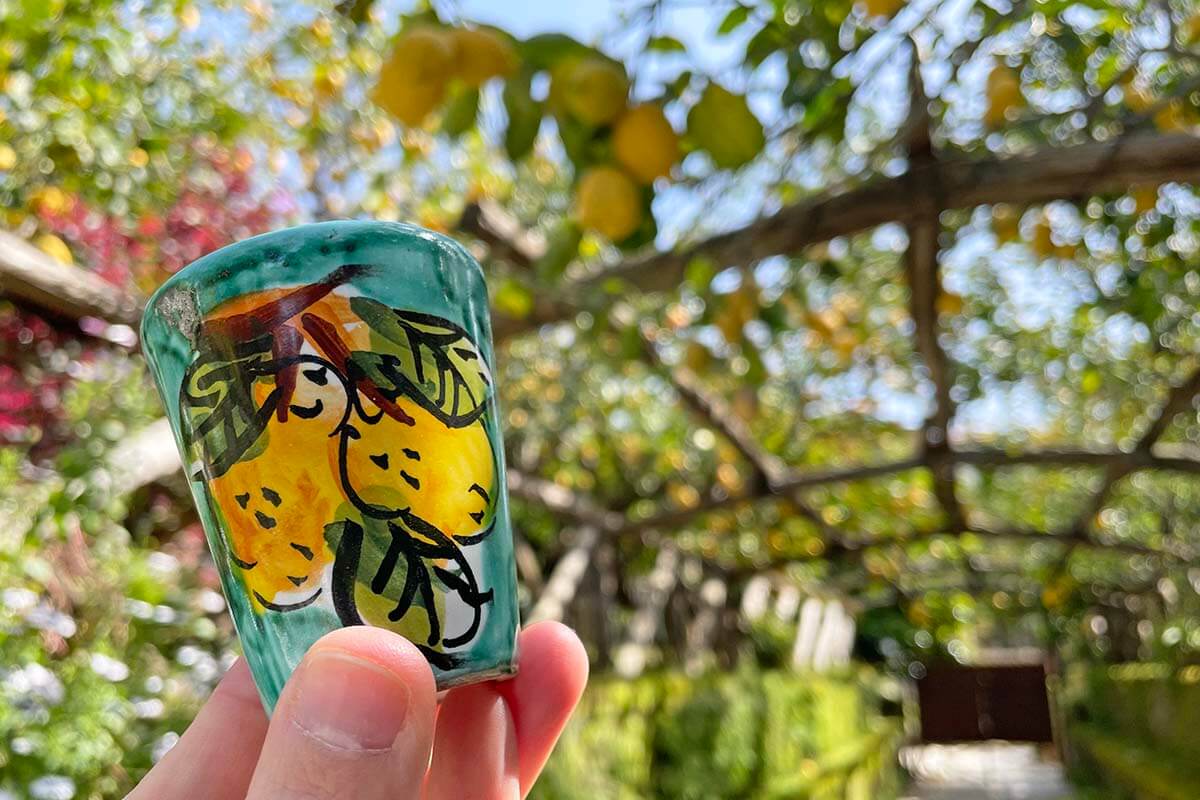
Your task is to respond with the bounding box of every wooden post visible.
[614,544,680,678]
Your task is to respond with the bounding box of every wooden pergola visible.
[5,91,1200,669]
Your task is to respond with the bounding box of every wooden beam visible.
[493,132,1200,340]
[1053,362,1200,575]
[0,229,143,327]
[107,418,184,494]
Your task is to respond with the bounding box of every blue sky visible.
[453,0,617,40]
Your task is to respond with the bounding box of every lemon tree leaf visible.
[647,35,686,53]
[503,70,542,161]
[441,86,480,138]
[517,32,592,69]
[348,296,493,426]
[718,6,749,35]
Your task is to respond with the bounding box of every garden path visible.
[900,743,1075,800]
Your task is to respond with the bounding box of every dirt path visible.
[900,743,1075,800]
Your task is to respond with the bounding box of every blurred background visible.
[2,0,1200,798]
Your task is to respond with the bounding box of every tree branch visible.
[505,470,626,532]
[1055,362,1200,575]
[950,446,1200,475]
[639,325,784,489]
[625,456,928,535]
[457,200,544,269]
[951,447,1141,469]
[734,520,1191,580]
[493,132,1200,340]
[1136,364,1200,449]
[81,414,1200,569]
[903,47,965,536]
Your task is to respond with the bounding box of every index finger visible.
[424,622,588,799]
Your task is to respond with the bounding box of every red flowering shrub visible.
[35,145,294,294]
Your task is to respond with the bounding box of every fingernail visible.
[289,650,412,751]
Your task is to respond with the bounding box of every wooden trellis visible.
[5,77,1200,664]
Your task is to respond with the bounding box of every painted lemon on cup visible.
[180,270,499,664]
[206,352,347,612]
[340,396,495,537]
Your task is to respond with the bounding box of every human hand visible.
[128,621,587,799]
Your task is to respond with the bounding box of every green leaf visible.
[503,72,542,161]
[534,220,583,281]
[441,86,479,138]
[326,516,414,608]
[347,297,493,427]
[664,70,695,101]
[745,23,788,67]
[686,255,718,291]
[493,277,536,319]
[556,114,595,168]
[648,35,687,53]
[179,335,278,479]
[801,77,852,133]
[517,32,592,70]
[325,513,487,657]
[614,186,659,251]
[718,6,750,35]
[1094,52,1122,86]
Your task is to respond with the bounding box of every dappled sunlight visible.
[3,0,1200,797]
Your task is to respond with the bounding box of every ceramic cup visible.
[141,220,519,711]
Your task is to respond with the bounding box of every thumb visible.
[245,627,438,800]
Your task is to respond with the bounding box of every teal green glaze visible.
[140,221,519,712]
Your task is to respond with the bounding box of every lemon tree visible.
[350,0,1200,686]
[367,14,766,248]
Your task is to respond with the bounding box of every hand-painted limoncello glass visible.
[140,221,519,711]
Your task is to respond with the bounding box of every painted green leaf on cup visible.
[348,296,492,427]
[180,335,278,479]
